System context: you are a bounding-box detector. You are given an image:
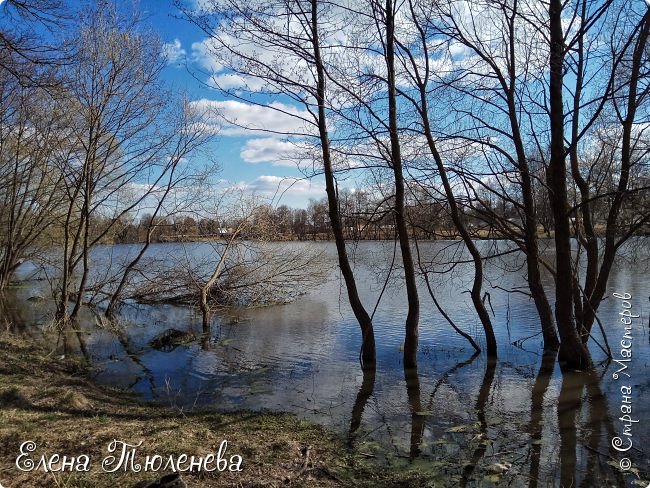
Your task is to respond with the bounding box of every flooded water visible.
[4,239,650,486]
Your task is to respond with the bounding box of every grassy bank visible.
[0,335,435,488]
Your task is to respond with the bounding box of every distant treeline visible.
[105,189,650,245]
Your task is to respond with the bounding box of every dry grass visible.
[0,335,434,488]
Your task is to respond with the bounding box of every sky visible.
[138,0,327,209]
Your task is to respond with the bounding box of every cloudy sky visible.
[138,0,327,208]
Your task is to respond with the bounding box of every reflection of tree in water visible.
[529,350,556,488]
[460,358,496,487]
[407,350,647,486]
[419,353,480,462]
[348,368,376,445]
[559,371,589,487]
[0,290,50,341]
[404,366,425,459]
[557,370,626,488]
[583,372,625,488]
[54,322,89,362]
[347,353,481,466]
[110,326,156,391]
[7,279,647,486]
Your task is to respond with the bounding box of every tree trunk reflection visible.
[404,366,424,459]
[461,358,496,486]
[348,368,376,445]
[529,349,557,488]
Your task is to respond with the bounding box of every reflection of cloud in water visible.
[229,299,334,367]
[133,298,347,412]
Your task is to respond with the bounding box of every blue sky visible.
[138,0,327,209]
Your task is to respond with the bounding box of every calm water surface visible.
[5,239,650,486]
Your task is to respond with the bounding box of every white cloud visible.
[189,99,315,136]
[448,42,470,59]
[162,38,186,65]
[207,73,267,92]
[191,0,214,13]
[245,175,325,200]
[240,138,314,167]
[191,38,224,72]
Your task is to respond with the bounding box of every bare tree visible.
[568,2,650,344]
[393,0,498,357]
[103,103,212,320]
[52,4,209,324]
[417,0,562,353]
[547,0,592,368]
[0,0,71,289]
[382,0,421,368]
[181,0,378,368]
[0,70,68,289]
[404,0,650,368]
[123,192,329,319]
[0,0,68,88]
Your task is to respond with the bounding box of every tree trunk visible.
[547,0,592,370]
[407,7,494,355]
[311,0,375,369]
[519,164,559,349]
[0,246,15,290]
[502,4,560,350]
[385,0,419,368]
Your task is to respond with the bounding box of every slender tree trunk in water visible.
[105,225,156,319]
[467,253,496,356]
[527,256,559,349]
[311,0,375,369]
[511,119,558,350]
[569,41,600,343]
[57,163,87,325]
[385,0,419,368]
[198,232,240,337]
[201,288,210,331]
[70,197,91,320]
[568,0,605,341]
[547,0,592,370]
[415,75,494,356]
[505,68,558,348]
[520,180,559,349]
[499,2,560,350]
[56,201,75,324]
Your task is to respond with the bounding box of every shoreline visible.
[0,335,434,487]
